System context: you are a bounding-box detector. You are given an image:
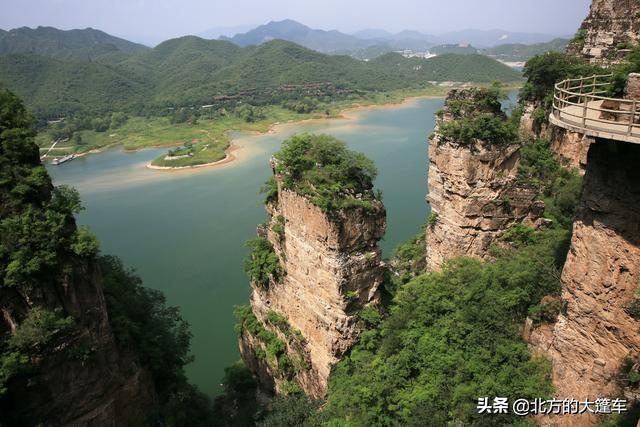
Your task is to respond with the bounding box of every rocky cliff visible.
[567,0,640,65]
[528,138,640,426]
[239,160,385,399]
[0,261,156,426]
[0,90,156,425]
[425,89,540,271]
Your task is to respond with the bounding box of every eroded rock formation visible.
[0,261,156,425]
[567,0,640,65]
[239,165,385,399]
[425,89,540,271]
[529,138,640,426]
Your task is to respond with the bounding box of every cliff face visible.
[240,168,385,399]
[567,0,640,65]
[520,105,592,175]
[529,139,640,426]
[0,91,156,425]
[0,261,156,425]
[426,89,540,271]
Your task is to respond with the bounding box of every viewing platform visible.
[550,74,640,145]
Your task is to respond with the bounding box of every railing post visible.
[629,100,636,136]
[592,75,597,95]
[579,78,584,103]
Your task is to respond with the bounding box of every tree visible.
[72,132,84,145]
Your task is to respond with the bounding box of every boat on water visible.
[51,154,76,165]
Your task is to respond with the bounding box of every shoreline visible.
[144,93,446,171]
[146,144,239,170]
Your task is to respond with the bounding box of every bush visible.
[71,225,100,257]
[260,176,278,205]
[502,223,537,247]
[322,227,568,426]
[390,230,426,287]
[100,255,193,402]
[273,134,379,213]
[0,307,73,396]
[212,361,259,427]
[234,306,292,375]
[517,138,582,228]
[439,111,518,146]
[244,237,282,288]
[0,351,28,396]
[520,52,602,105]
[271,215,285,237]
[625,287,640,320]
[8,307,73,350]
[426,212,439,229]
[257,394,320,427]
[528,296,561,324]
[609,46,640,97]
[571,28,587,51]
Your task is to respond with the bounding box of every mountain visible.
[0,32,521,117]
[437,29,564,48]
[197,24,256,40]
[430,44,478,55]
[220,19,374,52]
[352,29,393,39]
[387,30,437,42]
[0,26,149,59]
[481,38,569,62]
[369,52,521,83]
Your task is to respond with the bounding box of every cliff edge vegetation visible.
[272,133,379,213]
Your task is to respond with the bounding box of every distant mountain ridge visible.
[219,19,565,55]
[220,19,374,52]
[0,26,149,59]
[481,38,569,62]
[436,29,566,47]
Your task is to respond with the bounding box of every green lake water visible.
[46,93,517,397]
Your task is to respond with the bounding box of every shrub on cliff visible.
[438,86,519,146]
[439,112,518,146]
[517,138,582,228]
[272,133,379,213]
[244,237,282,288]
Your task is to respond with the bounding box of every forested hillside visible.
[0,26,149,59]
[0,32,521,118]
[482,38,569,62]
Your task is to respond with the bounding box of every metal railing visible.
[552,73,640,140]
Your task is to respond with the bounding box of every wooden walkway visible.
[551,74,640,145]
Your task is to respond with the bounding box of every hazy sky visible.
[2,0,592,46]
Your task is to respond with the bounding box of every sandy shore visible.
[147,93,445,172]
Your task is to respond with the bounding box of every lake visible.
[47,92,517,397]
